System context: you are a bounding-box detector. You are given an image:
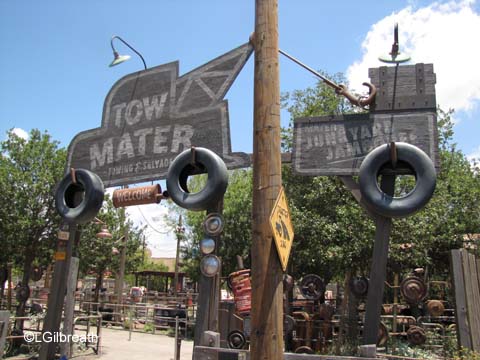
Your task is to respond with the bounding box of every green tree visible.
[178,74,480,289]
[77,196,143,302]
[0,129,66,312]
[169,169,253,281]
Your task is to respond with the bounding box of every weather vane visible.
[379,23,411,64]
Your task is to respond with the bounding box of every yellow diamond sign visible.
[270,186,294,271]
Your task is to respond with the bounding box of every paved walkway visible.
[73,328,193,360]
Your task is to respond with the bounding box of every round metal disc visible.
[200,255,221,277]
[203,213,224,237]
[350,276,369,297]
[379,53,411,64]
[295,346,314,354]
[401,276,427,304]
[300,274,325,301]
[426,300,445,317]
[227,330,246,349]
[200,237,216,255]
[407,325,426,345]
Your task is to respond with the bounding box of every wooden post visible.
[60,256,80,358]
[194,202,223,346]
[174,215,183,298]
[39,223,76,360]
[251,0,284,358]
[6,263,12,311]
[0,311,9,358]
[363,175,395,345]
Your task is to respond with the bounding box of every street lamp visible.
[109,35,147,70]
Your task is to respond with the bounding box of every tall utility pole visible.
[251,0,284,359]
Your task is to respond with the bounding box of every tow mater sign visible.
[67,43,252,187]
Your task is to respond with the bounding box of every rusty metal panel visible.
[292,111,438,176]
[67,43,253,187]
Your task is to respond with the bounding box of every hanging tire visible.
[359,142,436,218]
[166,147,228,211]
[55,169,105,224]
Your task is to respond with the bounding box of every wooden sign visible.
[292,111,439,176]
[112,184,162,208]
[292,63,439,176]
[67,43,253,187]
[269,187,294,272]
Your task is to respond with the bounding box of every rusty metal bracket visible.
[279,48,376,109]
[336,82,377,109]
[390,142,398,169]
[190,146,197,165]
[70,168,77,184]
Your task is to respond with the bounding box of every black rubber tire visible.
[166,148,228,211]
[55,169,105,224]
[359,142,436,218]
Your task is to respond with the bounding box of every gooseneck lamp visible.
[109,35,147,70]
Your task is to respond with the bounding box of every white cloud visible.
[347,0,480,113]
[11,128,29,140]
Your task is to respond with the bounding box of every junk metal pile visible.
[220,267,456,354]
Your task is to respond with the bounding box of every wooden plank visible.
[477,257,480,291]
[60,256,80,358]
[363,175,394,345]
[292,111,439,176]
[0,311,9,358]
[193,346,378,360]
[67,43,253,187]
[369,64,436,112]
[39,224,76,360]
[450,249,472,349]
[463,251,480,351]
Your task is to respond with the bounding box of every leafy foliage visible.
[77,196,144,299]
[178,73,480,287]
[0,129,66,277]
[173,170,253,280]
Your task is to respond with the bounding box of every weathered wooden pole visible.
[363,175,395,345]
[39,223,76,360]
[251,0,284,358]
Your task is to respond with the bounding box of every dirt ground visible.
[71,328,193,360]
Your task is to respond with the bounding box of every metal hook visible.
[336,82,377,110]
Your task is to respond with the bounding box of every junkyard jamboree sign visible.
[67,43,252,187]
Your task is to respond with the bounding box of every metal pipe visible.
[279,49,342,91]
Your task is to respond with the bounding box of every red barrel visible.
[229,269,252,315]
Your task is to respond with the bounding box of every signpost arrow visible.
[67,43,253,187]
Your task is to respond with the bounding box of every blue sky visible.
[2,1,479,256]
